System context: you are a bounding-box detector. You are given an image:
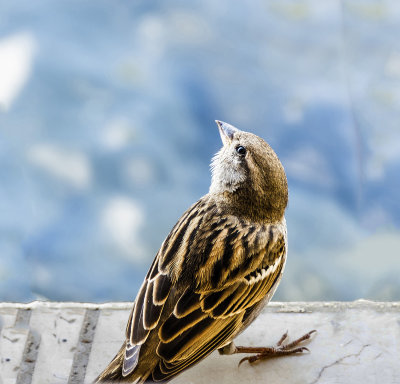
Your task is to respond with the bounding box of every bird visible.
[95,120,315,383]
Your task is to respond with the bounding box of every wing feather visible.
[153,318,239,381]
[130,282,149,345]
[122,342,141,377]
[174,289,201,318]
[200,283,238,312]
[159,308,207,344]
[157,316,216,362]
[151,241,285,380]
[152,272,171,305]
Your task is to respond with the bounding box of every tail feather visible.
[122,343,141,376]
[94,344,154,384]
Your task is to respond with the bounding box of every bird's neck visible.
[211,186,287,224]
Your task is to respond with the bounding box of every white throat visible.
[209,148,246,194]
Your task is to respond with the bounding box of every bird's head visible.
[210,120,288,222]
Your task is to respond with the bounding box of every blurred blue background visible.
[0,0,399,302]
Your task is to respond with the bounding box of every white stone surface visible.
[29,306,86,384]
[0,301,399,384]
[0,307,26,384]
[175,302,400,384]
[85,308,129,383]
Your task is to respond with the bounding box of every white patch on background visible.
[101,196,146,261]
[283,99,304,124]
[385,51,400,78]
[365,133,400,181]
[124,157,155,186]
[334,231,400,283]
[0,32,36,111]
[283,147,336,188]
[28,144,92,189]
[101,118,135,151]
[169,11,212,44]
[33,265,52,287]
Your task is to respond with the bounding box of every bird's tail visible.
[93,344,156,384]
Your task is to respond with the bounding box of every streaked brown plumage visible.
[96,121,311,383]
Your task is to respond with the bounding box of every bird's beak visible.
[215,120,239,146]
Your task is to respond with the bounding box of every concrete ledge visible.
[0,300,399,383]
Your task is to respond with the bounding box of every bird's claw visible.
[237,330,316,367]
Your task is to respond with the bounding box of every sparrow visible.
[95,121,315,383]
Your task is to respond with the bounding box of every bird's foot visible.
[234,329,316,366]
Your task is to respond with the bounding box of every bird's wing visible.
[152,225,286,381]
[123,197,286,381]
[122,198,208,375]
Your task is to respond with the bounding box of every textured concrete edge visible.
[68,309,100,384]
[0,300,399,312]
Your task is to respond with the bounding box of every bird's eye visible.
[236,145,246,156]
